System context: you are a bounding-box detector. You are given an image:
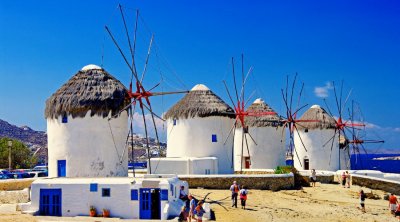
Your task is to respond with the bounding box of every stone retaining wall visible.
[352,175,400,195]
[179,173,294,191]
[0,178,35,191]
[302,175,335,184]
[0,188,29,204]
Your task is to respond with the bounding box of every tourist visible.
[179,185,188,201]
[359,190,366,213]
[178,206,188,222]
[346,171,351,188]
[194,200,206,222]
[389,193,398,215]
[341,172,346,188]
[230,181,240,208]
[310,169,317,187]
[188,194,196,222]
[239,185,248,209]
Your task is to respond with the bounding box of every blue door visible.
[40,189,62,216]
[139,188,161,219]
[57,160,66,177]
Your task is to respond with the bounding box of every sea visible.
[351,154,400,173]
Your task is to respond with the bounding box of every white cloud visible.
[314,82,333,98]
[394,128,400,132]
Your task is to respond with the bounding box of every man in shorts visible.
[389,193,398,215]
[188,194,196,222]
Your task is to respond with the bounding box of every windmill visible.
[343,100,384,169]
[222,54,277,173]
[280,73,319,167]
[104,4,188,175]
[321,81,369,169]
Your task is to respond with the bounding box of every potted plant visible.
[102,208,110,217]
[89,206,96,217]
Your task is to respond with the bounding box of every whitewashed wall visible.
[233,126,285,171]
[294,129,342,171]
[28,177,184,219]
[149,157,218,175]
[47,111,129,177]
[166,117,234,174]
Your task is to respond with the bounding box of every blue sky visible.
[0,1,399,152]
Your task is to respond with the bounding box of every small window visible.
[62,114,68,123]
[102,188,110,197]
[170,184,174,196]
[161,189,169,200]
[173,119,177,125]
[131,189,138,200]
[212,134,217,142]
[305,129,309,133]
[90,183,98,192]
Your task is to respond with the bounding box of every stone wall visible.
[179,174,294,191]
[352,175,400,195]
[301,175,335,184]
[0,188,29,204]
[0,178,35,191]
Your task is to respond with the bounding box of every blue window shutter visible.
[62,115,68,123]
[173,119,177,125]
[90,183,98,192]
[131,189,138,200]
[102,188,111,197]
[212,134,217,142]
[161,189,168,200]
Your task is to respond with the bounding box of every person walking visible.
[341,172,347,188]
[345,171,351,188]
[230,181,240,208]
[359,190,366,213]
[239,185,248,209]
[194,200,206,222]
[188,194,196,222]
[310,169,317,187]
[389,193,398,215]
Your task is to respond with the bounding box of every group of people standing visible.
[341,171,351,188]
[179,186,205,222]
[230,181,248,209]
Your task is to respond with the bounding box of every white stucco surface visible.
[27,177,186,219]
[233,126,285,171]
[149,157,218,175]
[166,117,234,174]
[294,129,345,171]
[47,111,129,177]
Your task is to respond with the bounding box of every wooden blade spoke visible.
[140,34,154,84]
[223,80,236,109]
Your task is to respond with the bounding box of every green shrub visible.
[274,165,292,174]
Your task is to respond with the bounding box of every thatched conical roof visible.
[296,105,336,130]
[238,98,281,128]
[164,84,235,119]
[45,64,130,119]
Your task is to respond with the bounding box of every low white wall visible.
[149,157,218,175]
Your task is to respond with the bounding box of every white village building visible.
[293,105,346,171]
[149,84,235,174]
[22,65,188,220]
[233,98,285,171]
